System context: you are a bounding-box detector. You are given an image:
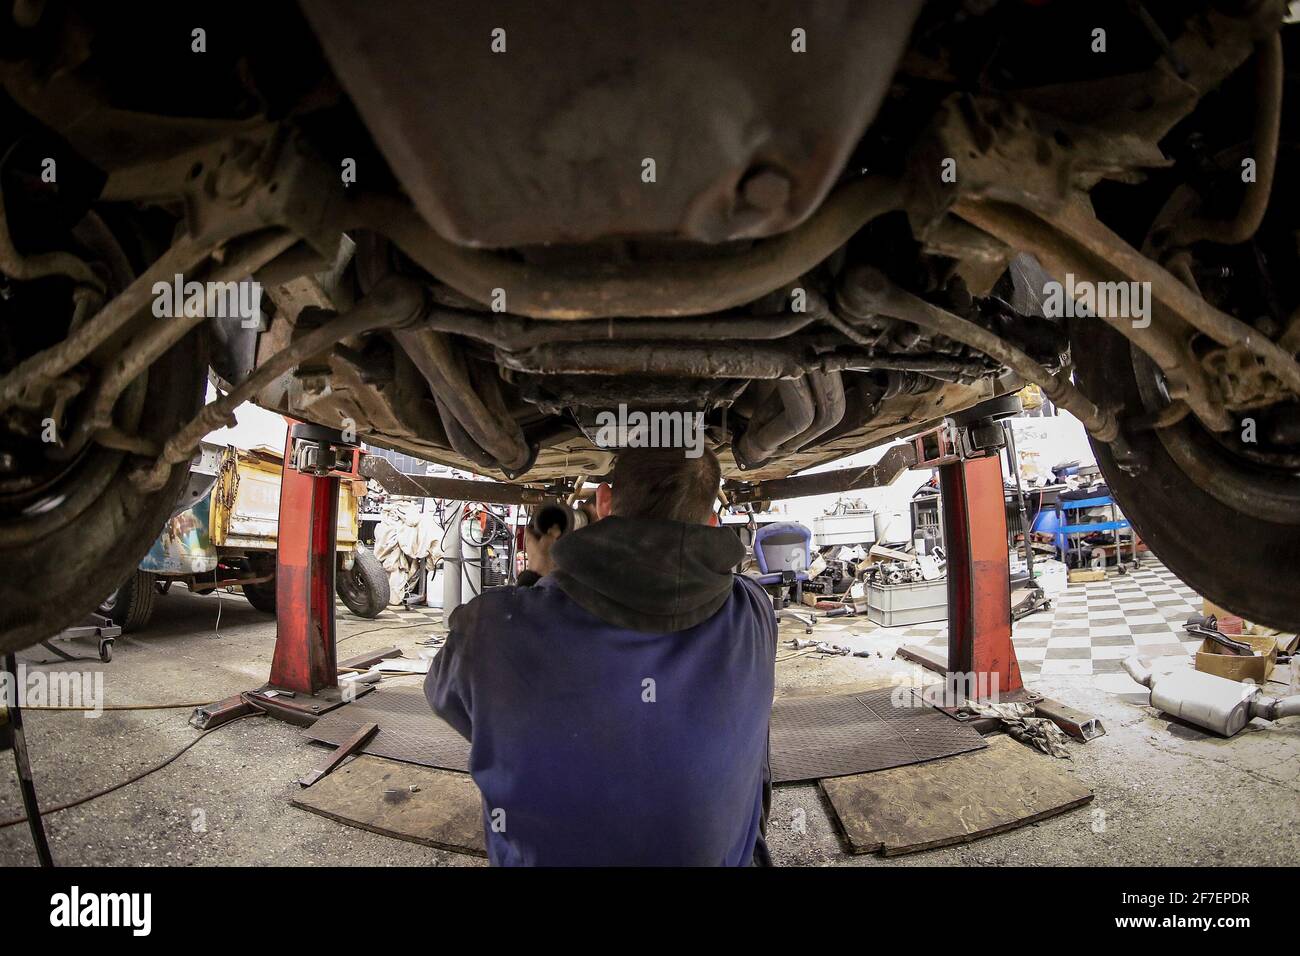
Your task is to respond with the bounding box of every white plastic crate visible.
[864,577,948,626]
[812,512,877,547]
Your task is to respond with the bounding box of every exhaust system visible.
[1122,657,1300,737]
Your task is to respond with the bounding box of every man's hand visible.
[525,523,563,578]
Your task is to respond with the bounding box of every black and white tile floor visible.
[779,559,1207,698]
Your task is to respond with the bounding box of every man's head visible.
[594,447,721,525]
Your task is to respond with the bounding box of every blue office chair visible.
[753,522,816,633]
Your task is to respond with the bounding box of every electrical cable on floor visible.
[336,620,435,644]
[0,712,265,831]
[213,570,225,639]
[4,651,54,865]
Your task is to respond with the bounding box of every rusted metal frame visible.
[0,129,327,415]
[952,199,1234,432]
[359,455,552,506]
[499,341,811,380]
[836,265,1119,441]
[0,235,218,411]
[343,176,905,319]
[722,442,918,503]
[187,571,274,593]
[1046,201,1300,396]
[63,230,297,455]
[133,275,428,491]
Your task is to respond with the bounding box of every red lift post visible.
[192,421,370,729]
[906,397,1025,703]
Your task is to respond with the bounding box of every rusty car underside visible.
[1,0,1299,646]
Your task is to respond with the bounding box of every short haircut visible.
[609,447,721,524]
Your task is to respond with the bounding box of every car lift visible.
[729,396,1101,740]
[192,422,375,730]
[195,404,1100,742]
[893,398,1103,739]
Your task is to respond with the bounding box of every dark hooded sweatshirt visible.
[424,516,776,866]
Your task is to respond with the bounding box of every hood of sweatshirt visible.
[549,516,745,633]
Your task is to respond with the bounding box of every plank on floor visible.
[291,754,486,857]
[820,735,1092,856]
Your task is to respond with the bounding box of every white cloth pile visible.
[373,502,445,605]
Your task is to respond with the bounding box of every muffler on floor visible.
[1122,657,1300,737]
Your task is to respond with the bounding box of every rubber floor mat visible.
[307,685,985,784]
[304,685,471,772]
[769,687,987,783]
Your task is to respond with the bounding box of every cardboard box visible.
[1068,568,1106,583]
[1195,632,1277,685]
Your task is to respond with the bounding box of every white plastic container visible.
[865,578,948,626]
[812,512,877,547]
[872,510,910,546]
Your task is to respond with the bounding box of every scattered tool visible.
[816,642,851,656]
[1183,614,1254,656]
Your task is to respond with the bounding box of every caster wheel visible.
[99,639,113,663]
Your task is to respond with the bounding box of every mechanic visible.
[424,447,777,866]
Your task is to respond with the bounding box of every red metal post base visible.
[939,452,1023,698]
[268,425,339,698]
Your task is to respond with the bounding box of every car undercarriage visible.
[1,0,1298,649]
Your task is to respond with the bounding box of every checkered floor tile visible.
[808,558,1207,697]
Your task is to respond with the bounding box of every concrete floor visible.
[1,580,1297,867]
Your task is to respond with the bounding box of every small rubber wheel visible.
[336,548,390,619]
[97,569,157,633]
[241,579,277,614]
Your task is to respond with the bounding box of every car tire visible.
[98,569,158,633]
[336,548,390,619]
[1069,318,1300,631]
[241,579,277,614]
[0,331,206,654]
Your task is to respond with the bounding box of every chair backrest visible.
[753,522,812,575]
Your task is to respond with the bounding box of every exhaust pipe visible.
[734,376,816,470]
[529,501,589,538]
[776,369,846,454]
[1122,656,1300,737]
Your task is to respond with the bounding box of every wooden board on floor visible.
[820,735,1092,856]
[291,754,486,857]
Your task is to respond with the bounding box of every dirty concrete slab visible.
[1,585,1297,866]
